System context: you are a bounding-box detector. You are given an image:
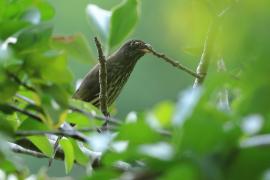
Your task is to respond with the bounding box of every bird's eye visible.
[130,41,142,49]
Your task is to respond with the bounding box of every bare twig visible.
[94,37,110,129]
[193,4,233,87]
[14,138,101,165]
[9,142,48,158]
[6,71,36,92]
[14,93,121,125]
[15,94,36,105]
[6,104,43,122]
[147,48,201,79]
[193,22,218,87]
[240,134,270,148]
[15,130,89,143]
[70,106,121,125]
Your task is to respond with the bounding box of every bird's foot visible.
[101,114,110,132]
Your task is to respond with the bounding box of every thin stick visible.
[94,37,110,129]
[70,105,120,125]
[6,104,43,122]
[9,142,48,158]
[147,48,201,79]
[193,4,232,87]
[14,93,120,125]
[6,71,36,92]
[193,22,217,87]
[16,130,89,143]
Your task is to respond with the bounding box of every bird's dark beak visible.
[140,43,152,53]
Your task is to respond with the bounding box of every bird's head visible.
[121,40,152,60]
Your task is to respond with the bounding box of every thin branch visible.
[14,93,121,125]
[147,48,201,79]
[193,22,218,87]
[15,94,36,105]
[6,103,43,122]
[48,136,62,167]
[6,71,36,92]
[240,134,270,148]
[94,37,109,117]
[16,130,89,143]
[193,5,233,87]
[14,138,101,165]
[9,142,48,158]
[70,105,121,125]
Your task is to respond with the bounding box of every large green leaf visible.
[51,33,94,64]
[70,139,89,166]
[86,4,111,41]
[0,69,18,103]
[28,135,53,157]
[109,0,139,49]
[153,101,175,127]
[15,23,53,50]
[18,118,49,131]
[59,137,74,174]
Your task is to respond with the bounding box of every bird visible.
[73,39,151,107]
[48,40,151,167]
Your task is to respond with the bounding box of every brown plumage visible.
[72,40,151,107]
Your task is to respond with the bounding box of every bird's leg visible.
[101,112,110,131]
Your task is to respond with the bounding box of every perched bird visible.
[73,40,151,107]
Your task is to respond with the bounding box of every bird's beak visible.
[140,43,152,53]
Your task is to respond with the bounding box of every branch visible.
[13,138,101,166]
[94,37,109,117]
[9,142,48,158]
[147,48,201,79]
[6,71,36,92]
[193,22,218,87]
[70,106,121,125]
[15,94,36,105]
[240,134,270,148]
[14,93,121,126]
[5,103,43,122]
[15,130,89,143]
[193,4,233,87]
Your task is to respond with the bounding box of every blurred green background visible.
[48,0,197,118]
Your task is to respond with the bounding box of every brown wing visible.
[72,64,100,106]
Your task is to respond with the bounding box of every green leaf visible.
[20,8,41,25]
[160,164,200,180]
[70,139,89,166]
[87,168,119,180]
[18,118,49,131]
[118,117,161,145]
[15,23,53,50]
[173,105,230,156]
[66,112,92,128]
[36,1,55,20]
[153,101,175,127]
[59,137,74,174]
[51,33,94,64]
[39,51,73,84]
[0,69,19,103]
[0,20,29,39]
[28,135,53,157]
[86,4,111,40]
[109,0,139,49]
[0,115,15,136]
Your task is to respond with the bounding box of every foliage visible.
[0,0,270,179]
